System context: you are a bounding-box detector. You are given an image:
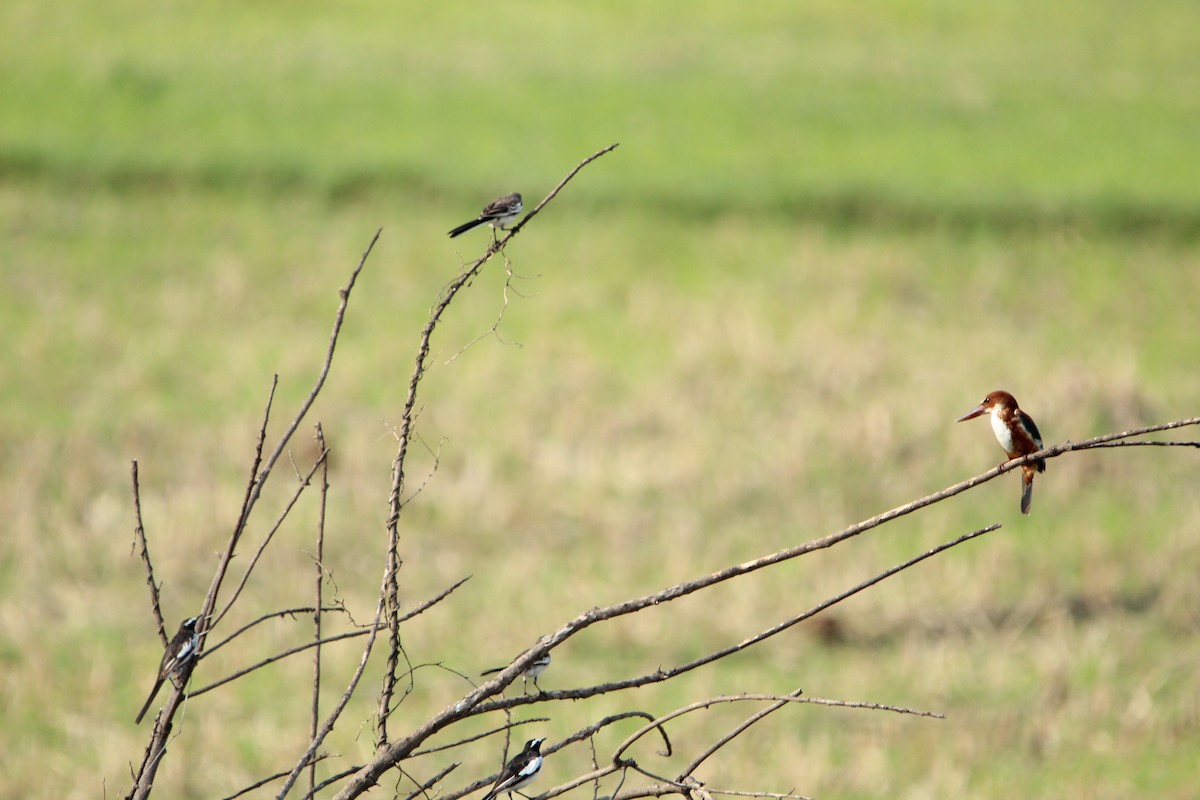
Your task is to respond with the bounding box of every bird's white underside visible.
[989,407,1015,452]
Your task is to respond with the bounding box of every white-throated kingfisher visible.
[957,390,1046,515]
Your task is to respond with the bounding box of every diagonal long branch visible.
[330,417,1199,798]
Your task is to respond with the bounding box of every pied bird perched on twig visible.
[448,192,523,239]
[481,653,551,694]
[482,737,546,800]
[134,616,201,724]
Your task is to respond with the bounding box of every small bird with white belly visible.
[957,390,1046,515]
[481,738,546,800]
[134,616,201,724]
[481,652,551,694]
[448,192,523,239]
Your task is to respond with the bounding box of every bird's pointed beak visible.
[956,404,987,422]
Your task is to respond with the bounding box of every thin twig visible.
[401,763,461,800]
[221,754,328,800]
[398,577,472,624]
[201,605,349,658]
[1084,439,1200,449]
[444,253,533,366]
[130,461,167,645]
[214,448,329,628]
[311,423,330,797]
[504,143,620,238]
[431,714,666,800]
[611,693,939,766]
[305,765,370,800]
[275,585,390,798]
[232,229,380,556]
[409,718,548,758]
[190,627,382,698]
[679,689,804,778]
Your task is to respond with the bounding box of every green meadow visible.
[2,2,1199,798]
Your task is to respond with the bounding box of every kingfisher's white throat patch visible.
[990,408,1015,453]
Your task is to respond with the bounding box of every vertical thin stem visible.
[310,423,330,796]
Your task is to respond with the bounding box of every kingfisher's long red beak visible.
[956,404,987,422]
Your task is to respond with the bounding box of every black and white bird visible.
[482,738,546,800]
[134,616,201,724]
[481,653,551,694]
[448,192,523,238]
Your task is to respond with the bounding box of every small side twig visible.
[400,763,461,800]
[679,688,805,779]
[130,460,167,644]
[190,627,383,698]
[213,448,329,628]
[504,143,620,238]
[310,423,330,797]
[221,754,329,800]
[611,693,939,766]
[201,605,349,659]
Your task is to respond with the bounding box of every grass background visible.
[2,1,1199,798]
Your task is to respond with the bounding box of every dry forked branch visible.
[187,573,474,701]
[121,131,1199,800]
[127,231,380,800]
[375,143,623,746]
[325,525,992,800]
[425,713,669,800]
[268,145,625,800]
[212,446,329,628]
[329,408,1200,799]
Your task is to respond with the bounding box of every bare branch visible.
[310,423,330,798]
[408,718,551,759]
[473,525,1000,714]
[130,460,166,645]
[374,144,622,750]
[444,253,536,366]
[611,692,939,766]
[606,768,816,800]
[321,416,1200,798]
[127,233,379,798]
[432,714,667,800]
[201,605,349,659]
[679,689,804,778]
[1084,439,1200,449]
[505,143,621,238]
[955,417,1200,489]
[214,448,329,628]
[234,228,380,544]
[193,577,468,695]
[189,627,381,698]
[221,754,328,800]
[402,577,473,624]
[400,762,461,800]
[275,582,390,798]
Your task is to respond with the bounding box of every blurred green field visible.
[2,2,1199,798]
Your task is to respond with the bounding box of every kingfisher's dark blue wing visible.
[1018,410,1047,472]
[1018,410,1043,448]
